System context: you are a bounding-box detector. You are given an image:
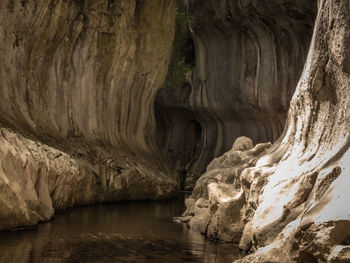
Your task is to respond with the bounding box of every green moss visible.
[163,60,191,89]
[163,1,194,89]
[175,11,191,43]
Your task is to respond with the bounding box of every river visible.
[0,197,243,262]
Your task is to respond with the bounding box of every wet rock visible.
[207,189,246,242]
[186,198,212,234]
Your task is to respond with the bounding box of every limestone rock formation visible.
[182,0,350,262]
[182,137,273,243]
[155,0,316,189]
[0,0,178,229]
[0,127,177,230]
[1,0,350,262]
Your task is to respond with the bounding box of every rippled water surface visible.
[0,198,243,262]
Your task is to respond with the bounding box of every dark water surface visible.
[0,198,243,263]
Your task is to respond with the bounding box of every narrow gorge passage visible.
[155,0,317,190]
[0,0,349,262]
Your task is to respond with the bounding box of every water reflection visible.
[0,198,242,262]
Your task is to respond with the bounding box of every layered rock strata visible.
[156,0,316,188]
[182,0,350,262]
[0,0,177,229]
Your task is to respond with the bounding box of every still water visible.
[0,198,242,263]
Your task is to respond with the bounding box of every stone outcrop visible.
[155,0,316,189]
[0,127,177,230]
[182,0,350,262]
[0,0,178,229]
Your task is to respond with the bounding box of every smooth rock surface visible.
[182,0,350,262]
[0,0,178,229]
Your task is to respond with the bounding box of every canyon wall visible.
[0,0,178,230]
[156,0,316,188]
[182,0,350,262]
[1,1,349,262]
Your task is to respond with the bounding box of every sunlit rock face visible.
[183,0,350,262]
[0,0,177,229]
[155,0,316,189]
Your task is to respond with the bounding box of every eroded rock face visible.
[0,0,178,229]
[182,0,350,262]
[182,137,273,243]
[155,0,316,189]
[1,0,175,151]
[0,127,177,230]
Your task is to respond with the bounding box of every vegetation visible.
[163,1,194,90]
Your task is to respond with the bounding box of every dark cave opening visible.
[154,102,203,190]
[184,38,195,67]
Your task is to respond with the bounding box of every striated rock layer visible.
[156,0,316,188]
[182,0,350,262]
[0,0,178,229]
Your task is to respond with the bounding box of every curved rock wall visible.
[0,128,177,230]
[0,0,175,155]
[0,0,177,229]
[182,0,350,262]
[156,0,316,188]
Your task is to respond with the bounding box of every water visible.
[0,198,243,263]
